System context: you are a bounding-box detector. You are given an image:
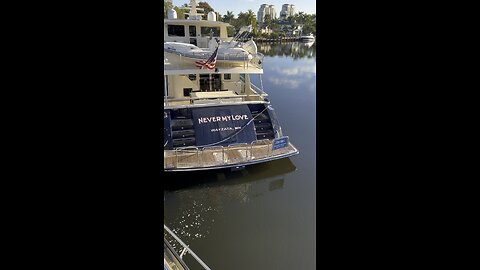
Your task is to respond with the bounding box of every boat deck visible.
[164,94,265,108]
[164,140,298,171]
[164,82,269,109]
[164,55,264,74]
[164,241,186,270]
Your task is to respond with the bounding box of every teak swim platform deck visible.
[164,139,298,171]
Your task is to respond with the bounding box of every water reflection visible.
[164,159,296,252]
[257,41,316,59]
[165,158,296,191]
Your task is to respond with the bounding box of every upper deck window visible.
[167,25,185,37]
[200,27,220,37]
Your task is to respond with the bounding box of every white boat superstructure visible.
[164,56,265,108]
[164,0,237,48]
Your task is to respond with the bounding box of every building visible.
[259,25,273,34]
[257,4,277,24]
[280,4,296,20]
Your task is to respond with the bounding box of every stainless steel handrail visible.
[164,51,263,69]
[238,78,268,97]
[167,139,276,169]
[164,225,212,270]
[164,92,266,105]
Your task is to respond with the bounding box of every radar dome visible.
[207,11,217,21]
[167,8,177,19]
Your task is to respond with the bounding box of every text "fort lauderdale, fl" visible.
[198,114,249,124]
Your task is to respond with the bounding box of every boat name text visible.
[198,115,249,124]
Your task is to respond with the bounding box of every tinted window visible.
[189,26,196,37]
[183,88,193,96]
[200,27,220,37]
[168,25,185,37]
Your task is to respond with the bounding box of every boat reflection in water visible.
[164,158,296,256]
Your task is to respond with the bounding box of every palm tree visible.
[222,11,235,24]
[245,9,257,34]
[198,1,214,20]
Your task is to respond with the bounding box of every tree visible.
[222,11,235,24]
[286,12,316,36]
[246,9,257,34]
[302,14,316,35]
[198,1,214,20]
[174,6,186,19]
[263,14,273,28]
[287,16,297,34]
[235,9,257,34]
[164,0,173,18]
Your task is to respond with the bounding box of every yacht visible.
[163,0,299,172]
[299,33,316,42]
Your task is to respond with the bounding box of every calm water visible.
[164,41,317,270]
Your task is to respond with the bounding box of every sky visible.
[171,0,316,17]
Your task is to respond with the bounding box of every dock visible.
[254,36,304,42]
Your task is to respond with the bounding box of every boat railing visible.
[164,225,212,270]
[164,51,263,70]
[165,95,252,102]
[248,80,268,97]
[165,139,297,170]
[250,52,264,69]
[164,91,267,106]
[238,78,268,97]
[178,50,249,61]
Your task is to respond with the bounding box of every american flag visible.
[195,46,219,70]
